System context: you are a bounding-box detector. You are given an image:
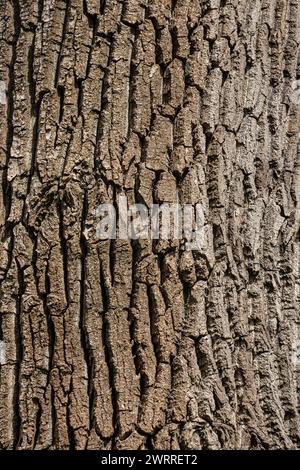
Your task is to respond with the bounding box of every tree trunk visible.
[0,0,300,450]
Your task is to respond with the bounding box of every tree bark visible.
[0,0,300,450]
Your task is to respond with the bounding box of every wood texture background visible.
[0,0,300,450]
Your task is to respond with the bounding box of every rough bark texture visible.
[1,0,300,450]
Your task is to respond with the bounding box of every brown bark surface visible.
[0,0,300,450]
